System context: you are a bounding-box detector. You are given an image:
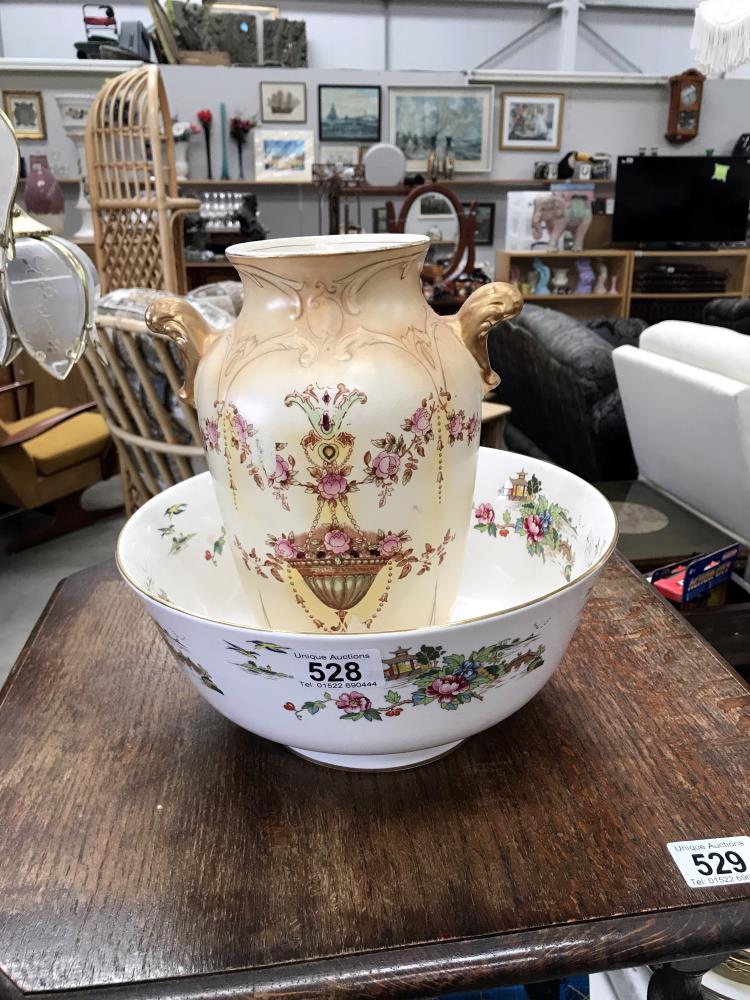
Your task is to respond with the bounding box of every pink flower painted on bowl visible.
[466,414,479,440]
[202,417,220,451]
[231,410,252,444]
[524,514,544,543]
[475,502,495,525]
[324,529,350,555]
[270,454,290,483]
[318,472,348,500]
[274,536,297,560]
[378,532,402,557]
[449,411,463,437]
[425,674,469,704]
[371,451,400,480]
[336,691,372,713]
[409,407,431,437]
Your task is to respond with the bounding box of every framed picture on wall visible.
[463,201,496,245]
[499,93,564,151]
[372,206,389,233]
[320,144,360,166]
[3,91,46,140]
[389,87,493,173]
[260,82,307,124]
[318,85,381,143]
[253,128,314,183]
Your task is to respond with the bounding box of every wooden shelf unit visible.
[178,177,615,192]
[495,249,633,319]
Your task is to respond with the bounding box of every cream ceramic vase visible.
[146,234,522,633]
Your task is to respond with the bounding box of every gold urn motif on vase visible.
[146,234,522,633]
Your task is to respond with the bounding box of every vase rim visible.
[226,233,429,261]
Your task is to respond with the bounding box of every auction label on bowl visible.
[667,837,750,887]
[291,648,384,692]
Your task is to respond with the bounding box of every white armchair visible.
[613,320,750,546]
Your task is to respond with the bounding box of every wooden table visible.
[1,557,750,1000]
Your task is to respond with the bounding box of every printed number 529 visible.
[691,851,747,876]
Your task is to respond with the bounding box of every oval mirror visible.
[403,189,460,271]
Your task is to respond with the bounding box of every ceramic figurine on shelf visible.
[526,268,539,294]
[575,258,595,294]
[443,136,455,179]
[532,258,551,295]
[510,264,521,286]
[609,274,619,294]
[551,267,569,295]
[426,135,439,183]
[594,261,609,294]
[145,234,523,635]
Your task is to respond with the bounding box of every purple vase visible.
[24,155,65,234]
[574,257,595,294]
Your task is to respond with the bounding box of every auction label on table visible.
[291,648,384,691]
[667,837,750,887]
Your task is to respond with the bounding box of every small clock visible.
[665,68,705,144]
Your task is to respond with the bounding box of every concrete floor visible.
[0,478,125,686]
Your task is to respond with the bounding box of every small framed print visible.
[3,91,46,140]
[319,144,360,166]
[260,82,307,124]
[499,93,564,151]
[254,128,314,183]
[463,201,496,245]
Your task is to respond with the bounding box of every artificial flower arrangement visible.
[172,120,201,143]
[229,114,257,179]
[197,108,213,179]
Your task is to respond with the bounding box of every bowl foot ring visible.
[287,740,465,772]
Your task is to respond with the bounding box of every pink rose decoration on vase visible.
[318,472,348,500]
[324,529,350,555]
[378,532,402,556]
[203,417,220,450]
[231,411,252,444]
[466,414,479,439]
[270,454,290,483]
[425,675,469,704]
[409,407,431,436]
[475,503,495,525]
[371,451,400,480]
[449,412,463,437]
[336,691,372,712]
[274,536,297,559]
[524,514,544,543]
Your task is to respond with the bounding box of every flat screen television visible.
[612,155,750,245]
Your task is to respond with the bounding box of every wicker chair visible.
[79,287,238,515]
[84,65,199,294]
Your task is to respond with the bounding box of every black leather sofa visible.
[703,297,750,334]
[487,304,645,482]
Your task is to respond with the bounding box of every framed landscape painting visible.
[260,82,306,123]
[318,85,381,143]
[499,93,564,151]
[253,129,314,183]
[389,87,493,172]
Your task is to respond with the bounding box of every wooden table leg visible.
[647,955,730,1000]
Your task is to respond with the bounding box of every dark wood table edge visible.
[0,578,67,713]
[2,901,750,999]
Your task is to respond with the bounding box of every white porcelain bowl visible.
[117,448,617,770]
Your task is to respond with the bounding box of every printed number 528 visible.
[308,661,362,682]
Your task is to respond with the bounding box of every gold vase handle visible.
[452,282,523,395]
[145,296,219,408]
